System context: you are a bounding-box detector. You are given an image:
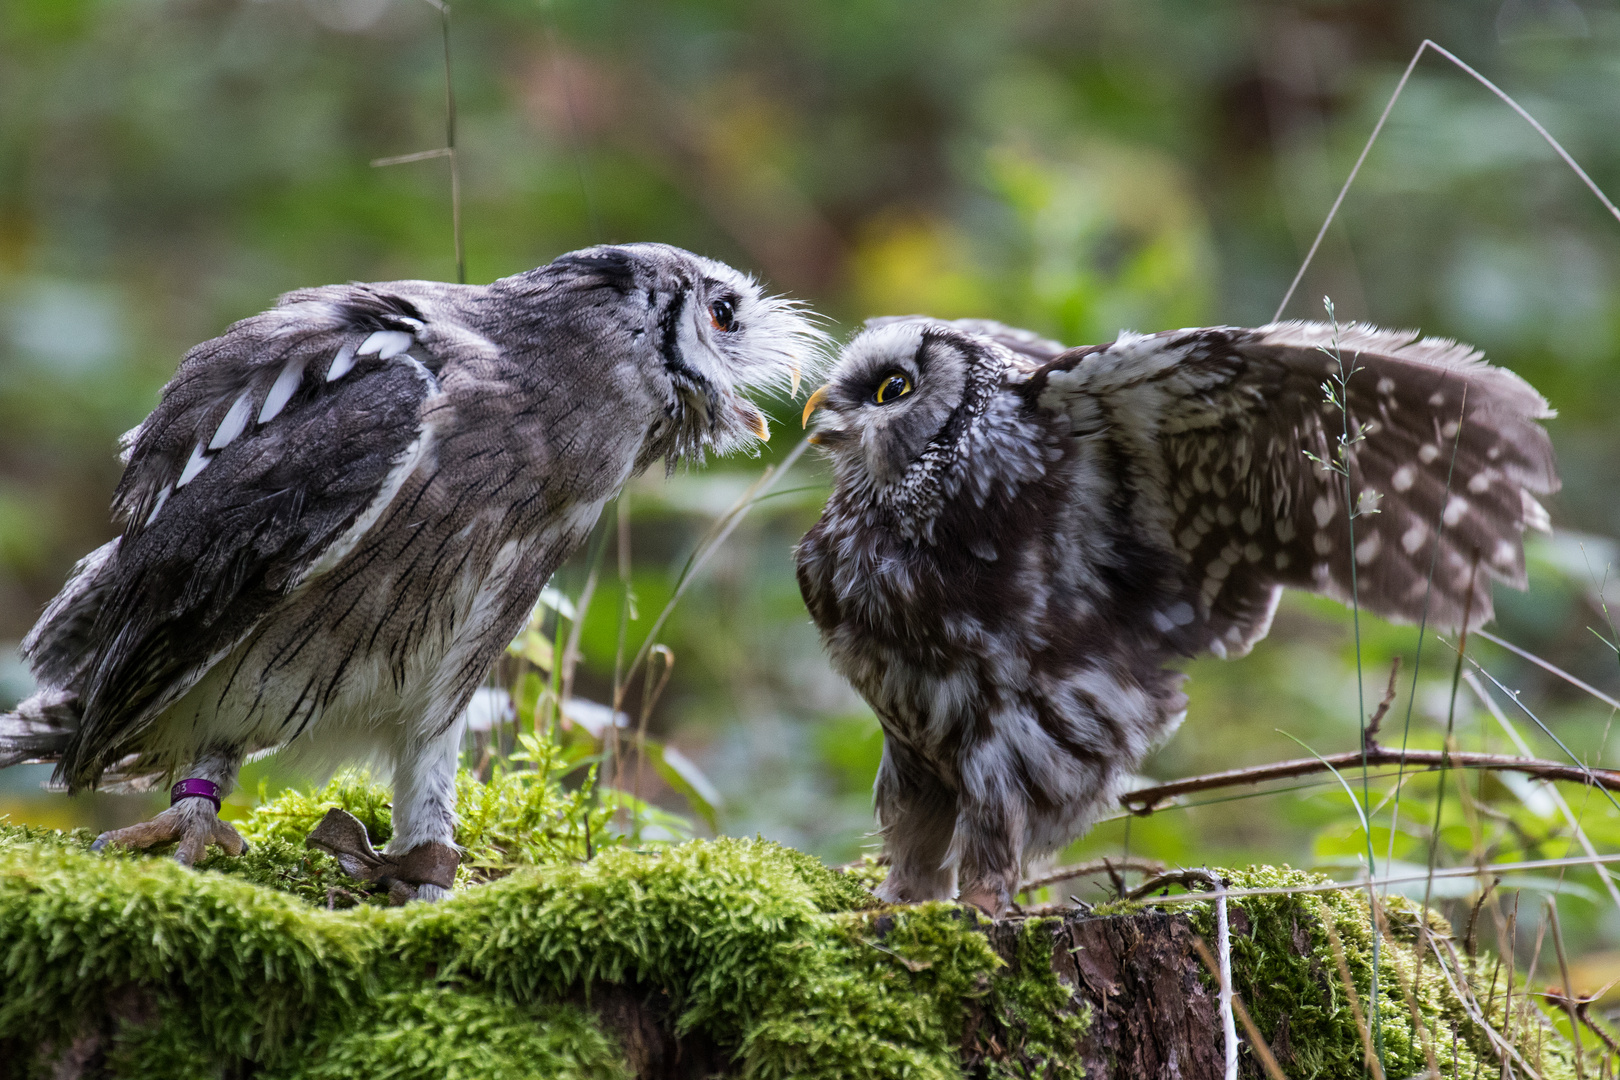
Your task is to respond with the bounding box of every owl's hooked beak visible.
[801,384,829,427]
[800,384,830,445]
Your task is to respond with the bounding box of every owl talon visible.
[90,800,247,866]
[957,886,1008,919]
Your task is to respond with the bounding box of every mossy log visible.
[20,909,1222,1080]
[0,777,1581,1080]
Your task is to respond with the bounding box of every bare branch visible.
[1121,744,1620,815]
[1018,857,1166,893]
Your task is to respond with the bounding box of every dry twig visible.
[1323,917,1385,1080]
[1019,857,1166,894]
[1120,747,1620,815]
[1549,898,1588,1080]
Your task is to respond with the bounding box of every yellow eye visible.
[873,372,912,405]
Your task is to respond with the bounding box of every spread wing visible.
[1034,321,1558,658]
[48,287,456,785]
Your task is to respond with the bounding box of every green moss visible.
[0,831,376,1061]
[2,806,1073,1079]
[975,918,1088,1080]
[235,769,399,848]
[22,771,1559,1079]
[1182,866,1577,1080]
[266,990,628,1080]
[196,836,388,908]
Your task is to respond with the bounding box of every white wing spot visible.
[1167,601,1195,626]
[1216,504,1236,526]
[144,484,172,526]
[259,359,304,424]
[1275,519,1296,542]
[1377,377,1396,396]
[1428,391,1446,407]
[326,341,360,382]
[1401,521,1427,555]
[177,444,211,487]
[1239,507,1260,534]
[1441,420,1460,439]
[209,391,254,450]
[360,329,413,359]
[1312,562,1331,586]
[1487,445,1503,461]
[1152,610,1176,633]
[1313,531,1333,555]
[1521,492,1551,532]
[1274,551,1291,570]
[1493,539,1516,567]
[1443,495,1469,527]
[1244,542,1263,563]
[1312,496,1334,528]
[1391,465,1415,492]
[1418,444,1440,464]
[1467,471,1492,494]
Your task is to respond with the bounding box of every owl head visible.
[801,319,1058,533]
[532,243,825,466]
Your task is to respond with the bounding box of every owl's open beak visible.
[801,384,830,427]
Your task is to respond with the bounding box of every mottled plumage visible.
[796,318,1558,914]
[3,243,816,893]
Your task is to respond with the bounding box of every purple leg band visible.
[170,778,222,811]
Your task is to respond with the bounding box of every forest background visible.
[5,0,1620,1003]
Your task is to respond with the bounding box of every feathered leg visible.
[873,741,959,904]
[949,738,1028,916]
[385,714,465,902]
[90,747,247,866]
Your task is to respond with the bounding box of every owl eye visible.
[873,372,913,405]
[709,297,738,333]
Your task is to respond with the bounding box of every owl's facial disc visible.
[806,322,969,487]
[629,245,822,456]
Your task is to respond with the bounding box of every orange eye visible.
[873,372,912,405]
[709,297,737,332]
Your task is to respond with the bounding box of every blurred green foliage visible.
[5,0,1620,1040]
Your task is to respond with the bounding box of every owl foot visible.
[305,807,459,905]
[957,886,1008,918]
[90,799,247,867]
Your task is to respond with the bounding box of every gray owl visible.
[796,317,1558,915]
[1,243,816,898]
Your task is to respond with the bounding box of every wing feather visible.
[1037,321,1558,657]
[47,290,450,787]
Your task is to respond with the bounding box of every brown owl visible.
[796,317,1557,914]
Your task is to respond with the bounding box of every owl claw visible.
[90,801,248,866]
[957,886,1008,919]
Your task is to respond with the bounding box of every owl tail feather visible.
[0,688,79,768]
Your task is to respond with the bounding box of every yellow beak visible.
[801,384,830,427]
[751,410,771,440]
